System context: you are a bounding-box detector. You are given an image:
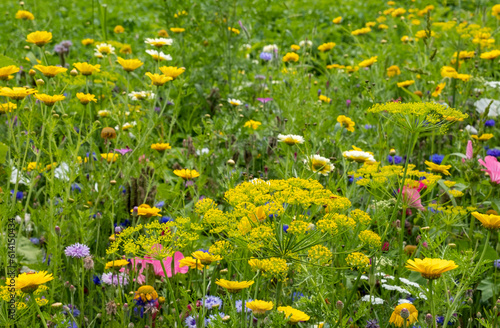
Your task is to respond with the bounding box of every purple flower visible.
[429,154,444,165]
[54,44,65,54]
[64,243,90,258]
[259,52,273,61]
[494,259,500,269]
[364,124,373,129]
[255,74,266,80]
[235,299,252,313]
[366,319,380,328]
[185,316,197,328]
[346,99,351,108]
[114,147,133,155]
[487,149,500,157]
[256,97,273,103]
[485,119,495,127]
[101,273,129,286]
[203,296,223,309]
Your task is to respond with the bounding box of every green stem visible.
[429,279,437,328]
[32,295,48,328]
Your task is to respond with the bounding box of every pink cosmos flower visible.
[478,156,500,184]
[127,247,188,284]
[401,186,426,211]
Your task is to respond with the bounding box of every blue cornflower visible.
[30,238,40,245]
[93,275,101,285]
[487,149,500,157]
[155,201,165,208]
[260,52,273,61]
[494,259,500,269]
[203,296,223,310]
[11,190,23,201]
[366,319,380,328]
[235,299,252,313]
[485,119,495,127]
[364,124,373,129]
[71,183,81,193]
[292,292,304,301]
[185,316,197,328]
[429,154,444,165]
[283,224,289,233]
[159,216,173,223]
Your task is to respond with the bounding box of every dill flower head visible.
[192,251,222,265]
[34,94,66,106]
[389,303,418,327]
[283,52,299,62]
[0,87,37,100]
[248,258,265,271]
[425,161,451,175]
[33,65,67,77]
[64,243,90,258]
[308,245,332,265]
[145,72,172,86]
[105,259,129,269]
[358,56,378,68]
[244,120,261,130]
[132,204,162,218]
[76,93,97,105]
[159,66,185,79]
[260,257,288,281]
[306,155,334,175]
[246,300,273,315]
[116,57,143,72]
[346,252,371,271]
[277,134,304,145]
[16,10,35,20]
[471,211,500,230]
[358,230,382,249]
[26,31,52,46]
[73,62,101,76]
[406,258,458,279]
[215,279,254,293]
[367,102,468,133]
[13,271,54,293]
[134,285,158,305]
[173,169,200,179]
[0,65,20,80]
[337,115,355,132]
[318,42,336,52]
[277,306,310,324]
[151,143,171,151]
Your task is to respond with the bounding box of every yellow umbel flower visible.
[389,303,418,327]
[105,259,129,269]
[406,258,458,279]
[174,169,200,179]
[131,204,161,218]
[244,120,261,130]
[145,72,172,86]
[117,57,143,72]
[278,306,310,324]
[358,230,382,249]
[0,102,17,113]
[318,42,336,52]
[13,271,54,293]
[26,31,52,46]
[0,65,20,80]
[33,65,67,77]
[34,94,66,106]
[215,279,254,293]
[151,143,172,151]
[471,212,500,230]
[76,93,97,105]
[358,56,378,68]
[159,66,185,79]
[346,252,371,271]
[134,285,158,303]
[16,10,35,20]
[471,134,493,141]
[73,62,101,75]
[425,161,451,175]
[179,257,205,270]
[397,80,415,88]
[246,300,273,315]
[337,115,355,132]
[282,52,299,62]
[192,251,222,265]
[0,87,37,100]
[170,27,185,33]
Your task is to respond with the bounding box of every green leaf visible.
[0,54,18,67]
[0,142,8,164]
[477,277,499,302]
[17,236,43,265]
[400,86,423,102]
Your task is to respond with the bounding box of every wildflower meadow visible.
[2,0,500,327]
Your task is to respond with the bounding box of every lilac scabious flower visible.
[64,243,90,258]
[485,119,495,127]
[259,52,273,61]
[366,319,380,328]
[487,149,500,157]
[203,295,223,310]
[235,299,253,313]
[101,272,129,286]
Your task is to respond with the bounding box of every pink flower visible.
[401,186,426,211]
[462,140,473,163]
[129,248,189,283]
[139,154,149,164]
[478,156,500,184]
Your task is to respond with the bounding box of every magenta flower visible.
[462,140,473,163]
[478,156,500,184]
[115,146,133,155]
[256,97,273,104]
[129,248,188,284]
[401,186,426,211]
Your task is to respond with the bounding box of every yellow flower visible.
[493,4,500,17]
[387,65,401,77]
[0,102,17,113]
[337,115,355,132]
[471,134,493,141]
[351,27,371,36]
[291,44,300,51]
[151,143,172,151]
[179,257,205,270]
[95,43,115,55]
[455,74,471,82]
[432,82,446,97]
[359,56,377,68]
[120,45,132,54]
[158,29,169,37]
[244,120,261,130]
[26,31,52,46]
[345,252,371,271]
[406,258,458,279]
[13,271,54,293]
[159,66,185,79]
[215,279,254,293]
[34,94,65,106]
[174,169,200,179]
[81,39,94,46]
[33,65,67,77]
[114,25,125,34]
[307,154,334,175]
[389,303,419,327]
[134,285,158,303]
[401,35,414,42]
[76,93,97,105]
[170,27,185,33]
[425,161,451,175]
[332,16,342,24]
[480,50,500,60]
[277,306,310,324]
[391,8,406,17]
[415,30,436,39]
[145,72,172,86]
[471,212,500,230]
[15,10,35,20]
[131,204,161,218]
[73,62,101,76]
[246,300,274,315]
[105,259,129,269]
[0,65,19,80]
[318,42,336,52]
[228,27,240,34]
[397,80,415,88]
[0,87,37,100]
[282,52,299,62]
[319,95,331,103]
[101,153,120,163]
[117,57,143,72]
[192,251,222,265]
[441,66,458,78]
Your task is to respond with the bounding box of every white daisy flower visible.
[228,98,243,106]
[306,154,334,176]
[343,150,376,164]
[145,49,172,61]
[277,134,305,145]
[263,44,278,52]
[145,38,173,47]
[94,43,115,56]
[128,91,155,101]
[299,40,313,47]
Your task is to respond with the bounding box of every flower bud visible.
[55,226,61,234]
[222,315,230,321]
[336,300,344,310]
[64,281,70,288]
[69,285,76,293]
[400,308,410,319]
[227,159,235,166]
[83,256,94,270]
[128,324,134,328]
[24,45,30,50]
[425,313,433,324]
[389,148,396,155]
[70,69,78,76]
[132,206,138,217]
[35,79,44,86]
[477,312,482,318]
[220,268,228,275]
[29,69,36,77]
[51,302,63,308]
[110,180,117,185]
